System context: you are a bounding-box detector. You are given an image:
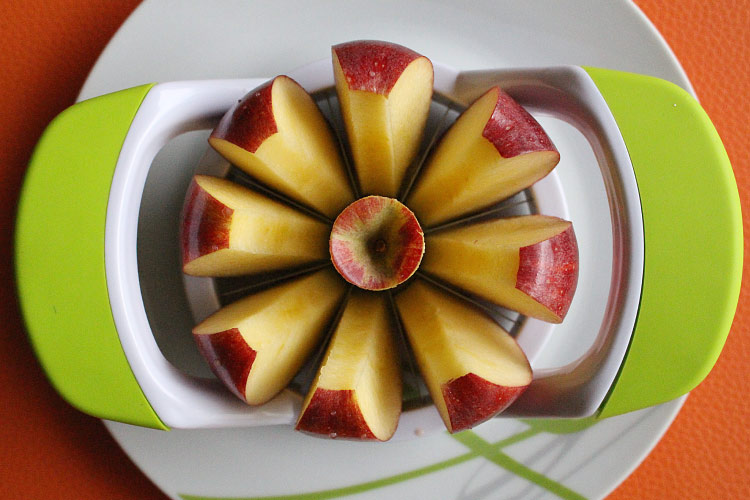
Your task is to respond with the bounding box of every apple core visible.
[330,196,425,291]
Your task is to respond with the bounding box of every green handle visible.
[584,68,743,418]
[15,84,167,430]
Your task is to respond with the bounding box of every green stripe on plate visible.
[179,427,586,500]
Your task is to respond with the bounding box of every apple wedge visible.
[406,86,559,227]
[192,269,347,405]
[421,215,578,323]
[333,40,433,197]
[329,195,424,291]
[296,291,401,441]
[209,75,354,218]
[181,175,330,277]
[395,280,532,433]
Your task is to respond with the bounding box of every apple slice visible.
[395,280,532,433]
[333,40,433,197]
[209,75,354,218]
[406,86,559,227]
[296,291,401,441]
[421,215,578,323]
[181,175,330,277]
[329,196,424,291]
[192,269,347,405]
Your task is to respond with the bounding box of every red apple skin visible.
[328,238,364,287]
[295,388,378,440]
[329,196,424,290]
[516,225,579,321]
[332,40,423,95]
[482,87,558,158]
[442,373,528,433]
[193,328,257,402]
[210,78,276,153]
[394,210,425,283]
[181,179,232,268]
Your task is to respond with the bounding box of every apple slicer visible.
[15,59,742,438]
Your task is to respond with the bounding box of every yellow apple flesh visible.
[181,175,330,277]
[209,75,354,218]
[422,215,578,323]
[296,292,402,440]
[192,269,347,405]
[395,280,532,433]
[333,40,433,197]
[407,86,559,227]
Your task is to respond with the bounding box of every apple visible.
[421,215,578,322]
[192,269,347,405]
[333,40,434,197]
[180,42,579,440]
[329,195,424,291]
[395,280,532,433]
[209,75,354,218]
[296,291,402,440]
[181,175,330,277]
[406,86,559,227]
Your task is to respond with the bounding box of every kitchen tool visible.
[15,58,741,437]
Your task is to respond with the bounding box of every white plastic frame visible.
[105,61,643,434]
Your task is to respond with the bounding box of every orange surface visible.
[0,1,747,499]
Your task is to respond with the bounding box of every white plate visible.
[83,1,691,498]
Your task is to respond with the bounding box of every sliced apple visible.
[333,40,433,197]
[180,175,330,277]
[395,280,532,433]
[406,86,559,227]
[192,269,347,405]
[209,75,354,218]
[296,291,401,440]
[329,195,424,291]
[421,215,578,323]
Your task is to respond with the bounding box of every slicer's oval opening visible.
[123,64,640,432]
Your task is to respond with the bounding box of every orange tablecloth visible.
[1,1,747,498]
